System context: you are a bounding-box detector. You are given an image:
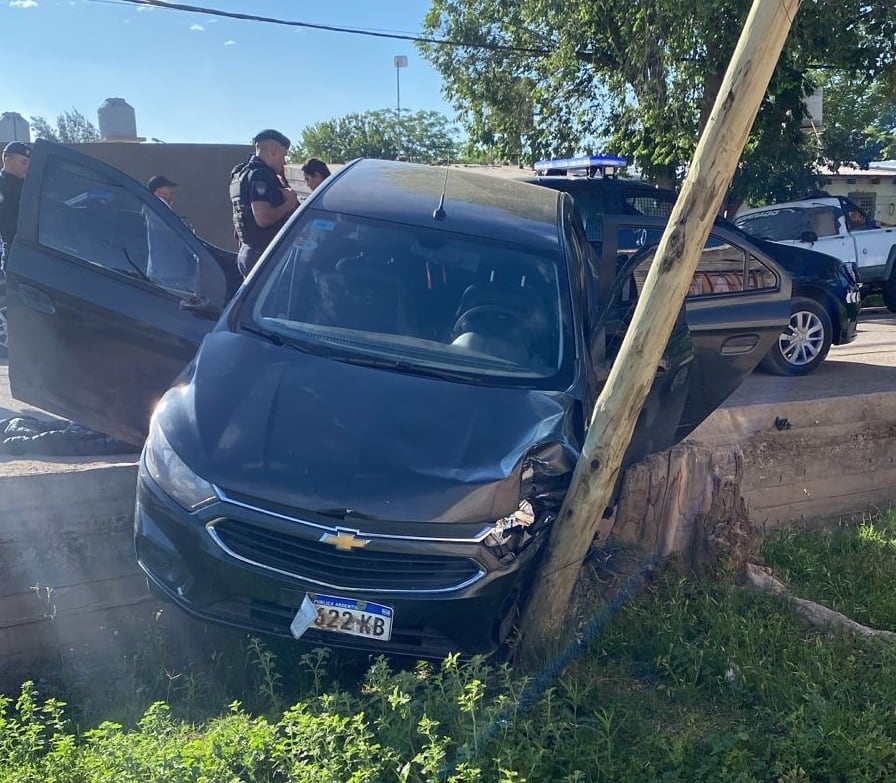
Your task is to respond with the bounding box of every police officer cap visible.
[3,141,31,158]
[146,175,177,192]
[252,129,291,148]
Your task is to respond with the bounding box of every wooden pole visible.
[518,0,803,655]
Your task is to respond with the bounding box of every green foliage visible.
[29,110,100,144]
[419,0,896,199]
[814,71,896,168]
[291,109,459,164]
[4,510,896,781]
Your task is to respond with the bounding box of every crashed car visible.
[5,142,791,657]
[527,157,862,376]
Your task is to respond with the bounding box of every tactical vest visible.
[229,157,285,251]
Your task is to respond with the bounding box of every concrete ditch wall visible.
[1,392,895,690]
[691,390,896,527]
[0,458,144,688]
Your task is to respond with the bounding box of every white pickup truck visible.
[736,195,896,311]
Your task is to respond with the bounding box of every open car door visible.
[600,216,792,439]
[6,140,231,446]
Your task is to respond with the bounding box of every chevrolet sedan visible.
[5,142,791,656]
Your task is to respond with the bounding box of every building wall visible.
[69,142,254,250]
[822,167,896,227]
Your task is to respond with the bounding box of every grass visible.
[3,509,896,781]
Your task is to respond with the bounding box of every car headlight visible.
[142,417,216,511]
[483,500,544,557]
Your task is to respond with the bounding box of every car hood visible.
[157,331,581,525]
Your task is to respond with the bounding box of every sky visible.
[1,0,456,145]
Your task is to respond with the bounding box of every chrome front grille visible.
[208,517,485,594]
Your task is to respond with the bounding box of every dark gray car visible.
[4,143,791,656]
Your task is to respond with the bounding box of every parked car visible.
[735,195,896,311]
[5,142,791,657]
[525,159,862,375]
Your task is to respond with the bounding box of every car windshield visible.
[245,209,572,386]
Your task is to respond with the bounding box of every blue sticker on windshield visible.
[310,219,336,232]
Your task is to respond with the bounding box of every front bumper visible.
[134,473,544,658]
[834,284,862,345]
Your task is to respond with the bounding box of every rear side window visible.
[615,227,777,297]
[36,155,205,296]
[624,194,676,218]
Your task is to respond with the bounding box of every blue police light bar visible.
[534,154,628,173]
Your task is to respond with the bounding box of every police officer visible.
[230,129,299,277]
[0,141,31,272]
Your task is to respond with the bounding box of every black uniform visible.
[0,169,24,271]
[230,155,289,277]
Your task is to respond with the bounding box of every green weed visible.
[2,508,896,781]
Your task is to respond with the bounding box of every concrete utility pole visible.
[518,0,803,656]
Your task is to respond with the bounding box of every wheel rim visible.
[778,308,825,366]
[0,306,7,351]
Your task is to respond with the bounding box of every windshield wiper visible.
[240,322,334,356]
[239,322,284,346]
[332,352,486,382]
[122,247,151,281]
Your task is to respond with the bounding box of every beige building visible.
[820,164,896,227]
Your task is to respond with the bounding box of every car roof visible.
[314,158,564,254]
[518,175,671,196]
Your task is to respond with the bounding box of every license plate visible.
[307,593,393,641]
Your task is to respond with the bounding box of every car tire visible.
[882,275,896,313]
[760,296,832,376]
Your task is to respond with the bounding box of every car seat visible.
[329,254,417,335]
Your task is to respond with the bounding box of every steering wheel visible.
[451,304,535,347]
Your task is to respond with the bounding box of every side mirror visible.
[179,294,222,320]
[800,230,818,243]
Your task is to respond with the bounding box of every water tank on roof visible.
[98,98,137,140]
[0,112,30,143]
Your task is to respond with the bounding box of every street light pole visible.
[394,55,408,159]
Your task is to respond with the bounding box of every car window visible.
[564,188,610,242]
[246,209,573,387]
[37,154,201,296]
[614,226,777,297]
[842,199,870,230]
[735,205,841,241]
[624,193,676,218]
[562,200,594,323]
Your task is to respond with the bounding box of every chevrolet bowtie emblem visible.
[319,529,371,551]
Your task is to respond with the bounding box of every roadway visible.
[724,306,896,406]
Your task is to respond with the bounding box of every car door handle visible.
[19,284,56,315]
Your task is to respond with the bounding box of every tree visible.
[419,0,896,199]
[815,72,896,169]
[29,109,100,143]
[291,109,458,164]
